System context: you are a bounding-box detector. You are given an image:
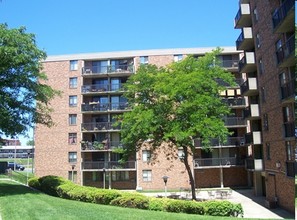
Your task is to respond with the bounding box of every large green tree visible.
[0,24,59,137]
[120,49,235,200]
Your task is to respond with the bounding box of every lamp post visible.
[26,152,30,186]
[103,168,106,189]
[162,176,169,198]
[71,164,75,182]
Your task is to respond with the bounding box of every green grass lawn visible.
[0,180,241,220]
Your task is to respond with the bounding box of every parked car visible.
[7,162,25,171]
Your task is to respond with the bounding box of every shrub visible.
[148,198,169,211]
[204,200,243,217]
[28,177,41,190]
[66,185,96,203]
[164,199,204,215]
[38,175,69,197]
[56,182,77,199]
[110,194,149,209]
[92,189,122,205]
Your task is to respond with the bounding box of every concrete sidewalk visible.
[143,189,294,219]
[226,189,294,219]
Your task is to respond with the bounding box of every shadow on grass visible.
[0,180,41,197]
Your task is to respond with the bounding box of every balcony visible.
[275,35,294,67]
[194,157,243,169]
[194,137,245,148]
[245,158,263,171]
[238,52,256,73]
[222,98,246,109]
[236,27,254,50]
[244,104,260,120]
[81,102,130,113]
[283,121,295,138]
[81,141,123,151]
[82,64,134,77]
[234,3,252,28]
[224,117,247,128]
[219,59,239,71]
[81,122,120,132]
[280,80,295,102]
[82,84,124,94]
[240,77,258,96]
[272,0,295,33]
[244,131,262,145]
[82,161,136,170]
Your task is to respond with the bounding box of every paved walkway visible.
[143,188,295,219]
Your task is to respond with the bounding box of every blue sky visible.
[0,0,240,55]
[0,0,240,145]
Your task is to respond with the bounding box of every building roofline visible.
[44,47,241,62]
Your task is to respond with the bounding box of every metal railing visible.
[194,137,245,148]
[81,141,123,150]
[81,102,130,112]
[222,98,246,107]
[275,35,294,65]
[283,121,295,138]
[281,80,295,100]
[81,122,120,131]
[82,64,134,75]
[224,117,246,127]
[81,84,124,93]
[194,157,239,168]
[218,60,239,69]
[272,0,294,29]
[82,161,136,170]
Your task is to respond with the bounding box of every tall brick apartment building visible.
[35,47,251,192]
[234,0,295,213]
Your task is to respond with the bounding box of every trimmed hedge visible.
[29,175,243,217]
[110,194,149,209]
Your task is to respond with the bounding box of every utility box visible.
[0,162,8,174]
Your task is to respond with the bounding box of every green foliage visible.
[0,24,60,137]
[28,177,41,190]
[31,175,243,217]
[26,140,34,146]
[110,194,150,209]
[38,175,69,197]
[204,200,243,217]
[165,199,205,215]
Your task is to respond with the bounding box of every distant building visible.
[0,145,34,158]
[1,138,21,146]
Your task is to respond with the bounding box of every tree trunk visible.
[182,146,196,200]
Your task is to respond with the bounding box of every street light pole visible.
[14,137,17,171]
[26,152,30,185]
[103,168,106,189]
[162,176,169,198]
[71,164,75,182]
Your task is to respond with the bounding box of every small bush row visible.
[29,175,243,217]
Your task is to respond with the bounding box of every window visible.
[111,171,129,181]
[69,114,77,125]
[256,33,261,48]
[142,170,152,182]
[69,95,77,107]
[142,150,151,162]
[286,141,293,161]
[258,59,264,75]
[174,54,183,62]
[68,171,77,182]
[266,143,270,160]
[69,77,78,88]
[263,113,269,131]
[70,60,78,71]
[140,56,148,64]
[68,152,77,163]
[68,133,77,144]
